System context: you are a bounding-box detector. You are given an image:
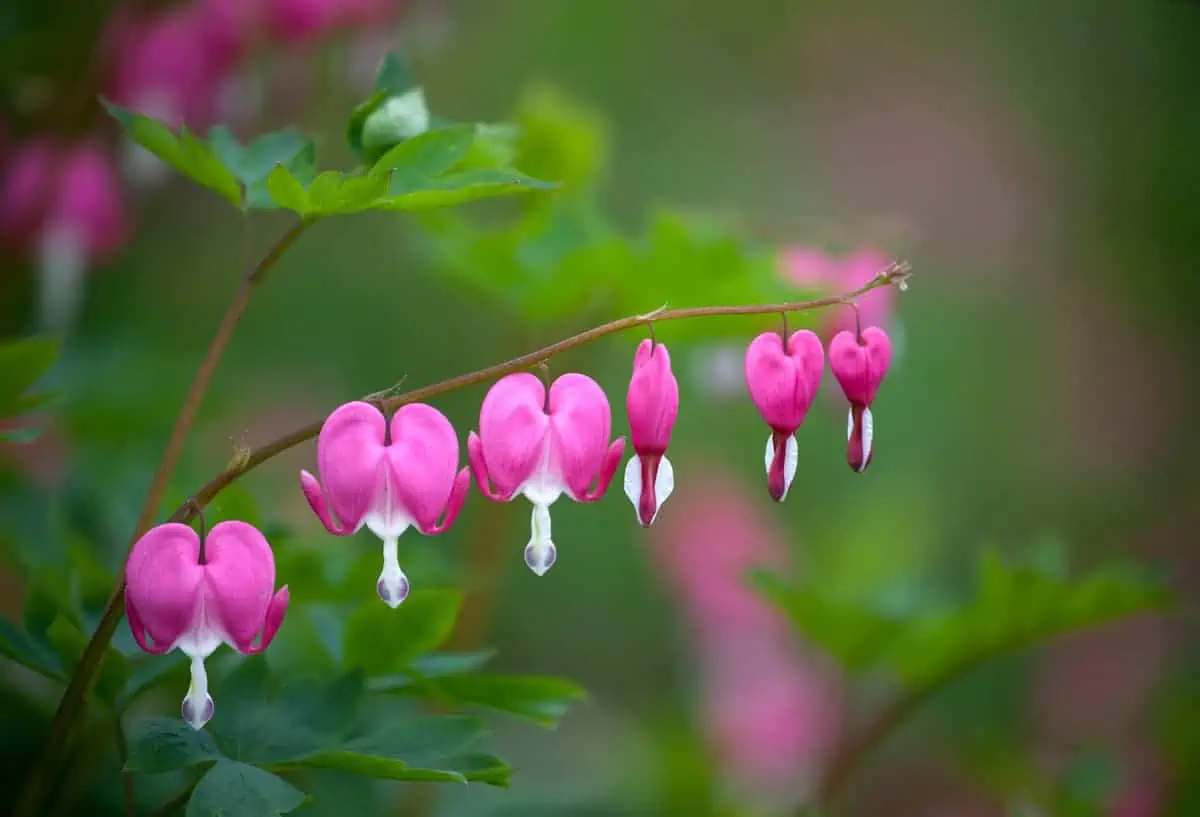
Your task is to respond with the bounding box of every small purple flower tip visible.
[182,692,215,730]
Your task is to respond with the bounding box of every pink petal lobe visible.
[126,598,171,654]
[243,586,289,654]
[829,327,892,406]
[744,331,824,432]
[203,521,278,653]
[580,437,626,502]
[313,401,388,533]
[467,431,508,500]
[627,340,679,455]
[421,467,471,534]
[548,373,614,499]
[386,403,460,529]
[299,470,353,534]
[477,373,549,496]
[124,523,205,653]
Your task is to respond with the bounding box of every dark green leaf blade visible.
[382,673,587,728]
[343,589,461,676]
[125,718,224,773]
[186,760,307,817]
[0,336,58,415]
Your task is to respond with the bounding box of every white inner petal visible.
[525,503,556,576]
[653,454,675,521]
[365,468,415,539]
[182,655,214,730]
[378,536,410,608]
[846,407,855,442]
[520,436,566,506]
[764,433,799,500]
[622,455,642,519]
[782,434,798,499]
[860,407,874,473]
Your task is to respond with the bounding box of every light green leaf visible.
[186,760,307,817]
[374,169,557,211]
[344,589,461,676]
[125,718,224,773]
[266,165,311,215]
[102,101,242,207]
[408,650,497,679]
[370,125,476,180]
[208,127,315,210]
[418,673,589,728]
[307,172,391,216]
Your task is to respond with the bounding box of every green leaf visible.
[307,172,391,216]
[361,89,432,161]
[756,551,1170,690]
[120,652,187,709]
[370,125,476,181]
[408,650,497,679]
[0,617,64,680]
[208,127,315,210]
[186,760,307,817]
[44,613,128,703]
[285,715,507,785]
[265,165,310,215]
[125,718,224,773]
[751,572,905,672]
[344,589,461,676]
[422,673,589,728]
[103,101,242,208]
[0,336,58,416]
[374,169,556,211]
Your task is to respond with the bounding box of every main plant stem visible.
[13,217,312,817]
[21,259,908,817]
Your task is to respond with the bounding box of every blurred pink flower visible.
[779,246,897,339]
[106,6,238,129]
[1109,783,1161,817]
[0,138,58,246]
[651,466,842,796]
[46,142,128,263]
[265,0,403,44]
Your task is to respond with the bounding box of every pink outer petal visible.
[577,438,626,502]
[419,467,471,534]
[242,587,289,655]
[828,327,892,406]
[467,431,510,501]
[627,340,679,454]
[477,373,550,497]
[202,521,280,653]
[313,401,388,533]
[124,523,205,653]
[744,330,825,432]
[385,403,459,530]
[548,373,615,499]
[299,470,354,534]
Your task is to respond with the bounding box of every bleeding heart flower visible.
[624,339,679,526]
[468,372,625,575]
[744,329,824,501]
[828,326,892,473]
[300,401,470,607]
[125,521,289,730]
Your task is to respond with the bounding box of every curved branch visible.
[24,259,910,817]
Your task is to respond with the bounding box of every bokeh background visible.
[2,1,1198,815]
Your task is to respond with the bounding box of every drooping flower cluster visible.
[127,306,897,729]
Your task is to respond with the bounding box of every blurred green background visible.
[2,1,1198,816]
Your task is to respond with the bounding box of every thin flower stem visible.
[114,713,135,817]
[21,259,907,817]
[12,216,314,817]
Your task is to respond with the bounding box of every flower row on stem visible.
[123,261,911,729]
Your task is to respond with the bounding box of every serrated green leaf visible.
[419,673,588,728]
[102,101,242,207]
[125,718,224,772]
[307,172,391,216]
[370,125,476,181]
[266,165,311,215]
[209,127,315,211]
[344,589,461,676]
[284,715,505,785]
[374,169,556,211]
[751,571,905,672]
[186,760,307,817]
